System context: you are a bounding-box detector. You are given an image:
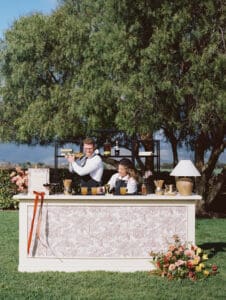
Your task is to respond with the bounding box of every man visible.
[66,138,103,188]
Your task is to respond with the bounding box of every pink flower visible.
[193,255,201,263]
[16,178,23,186]
[144,170,152,178]
[168,245,176,252]
[178,246,185,252]
[166,251,172,258]
[18,186,25,191]
[212,264,218,272]
[11,175,19,183]
[188,271,196,280]
[191,245,198,251]
[175,260,185,267]
[168,264,176,271]
[15,166,24,175]
[184,249,195,258]
[10,167,28,192]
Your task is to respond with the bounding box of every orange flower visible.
[168,245,176,252]
[187,260,194,269]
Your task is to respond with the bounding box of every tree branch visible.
[48,70,59,84]
[219,26,226,51]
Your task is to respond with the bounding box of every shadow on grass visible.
[198,242,226,258]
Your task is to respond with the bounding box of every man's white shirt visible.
[69,155,103,183]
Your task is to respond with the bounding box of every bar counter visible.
[14,193,201,272]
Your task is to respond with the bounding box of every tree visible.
[139,0,226,212]
[0,5,92,144]
[0,0,225,212]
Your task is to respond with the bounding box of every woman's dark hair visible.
[118,158,138,181]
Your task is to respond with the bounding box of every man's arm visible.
[71,156,102,176]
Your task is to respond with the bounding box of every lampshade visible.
[170,160,201,177]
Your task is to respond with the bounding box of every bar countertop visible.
[14,193,202,201]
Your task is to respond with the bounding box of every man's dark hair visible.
[83,137,95,145]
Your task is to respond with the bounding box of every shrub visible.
[0,168,18,209]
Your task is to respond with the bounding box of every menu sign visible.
[28,168,50,195]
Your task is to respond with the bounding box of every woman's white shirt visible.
[107,173,137,194]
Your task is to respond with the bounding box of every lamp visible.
[170,160,201,196]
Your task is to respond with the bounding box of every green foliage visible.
[0,0,225,143]
[0,0,225,208]
[0,169,18,209]
[0,9,87,143]
[0,212,226,299]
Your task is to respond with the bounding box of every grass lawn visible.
[0,211,226,300]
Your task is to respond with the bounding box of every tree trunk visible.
[132,139,145,173]
[170,139,178,167]
[206,166,226,208]
[194,131,207,214]
[162,127,178,167]
[195,174,208,215]
[195,129,226,214]
[205,142,226,208]
[140,133,154,172]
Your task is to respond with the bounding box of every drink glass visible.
[120,187,127,195]
[81,187,88,195]
[91,187,97,195]
[63,179,72,195]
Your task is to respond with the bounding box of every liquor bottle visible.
[114,140,120,156]
[103,139,111,156]
[141,183,147,195]
[141,178,147,195]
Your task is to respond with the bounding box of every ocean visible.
[0,141,225,167]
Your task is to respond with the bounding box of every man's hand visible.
[66,154,75,163]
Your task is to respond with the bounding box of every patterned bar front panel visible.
[28,205,187,258]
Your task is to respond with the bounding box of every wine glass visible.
[104,184,110,194]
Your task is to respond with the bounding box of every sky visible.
[0,0,58,38]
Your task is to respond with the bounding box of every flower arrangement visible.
[149,235,218,281]
[10,166,28,193]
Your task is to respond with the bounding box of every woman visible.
[107,158,138,195]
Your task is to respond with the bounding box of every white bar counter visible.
[15,193,201,272]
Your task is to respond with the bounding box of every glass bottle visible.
[141,179,147,195]
[104,139,111,156]
[114,140,120,156]
[141,183,147,195]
